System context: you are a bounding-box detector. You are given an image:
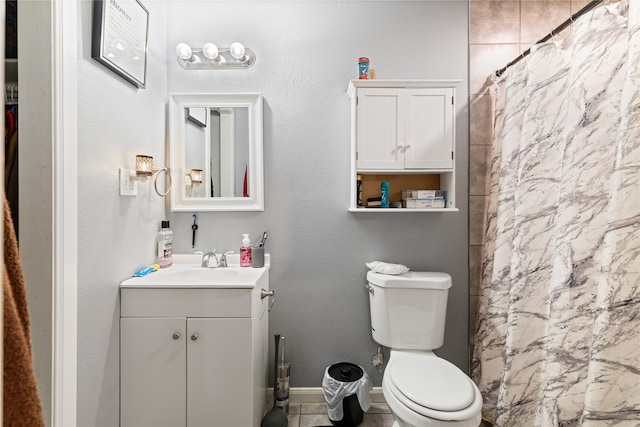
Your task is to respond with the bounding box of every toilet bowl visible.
[382,351,482,427]
[365,270,482,427]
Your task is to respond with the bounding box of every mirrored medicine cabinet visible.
[169,93,264,211]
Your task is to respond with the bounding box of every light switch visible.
[119,168,138,196]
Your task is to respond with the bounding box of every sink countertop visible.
[120,253,270,289]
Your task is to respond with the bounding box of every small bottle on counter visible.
[380,181,389,208]
[357,174,363,207]
[240,234,252,267]
[156,221,173,268]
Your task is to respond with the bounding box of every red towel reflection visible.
[243,165,249,197]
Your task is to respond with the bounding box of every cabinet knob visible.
[172,332,180,340]
[191,333,199,341]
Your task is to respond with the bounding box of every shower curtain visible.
[472,1,640,425]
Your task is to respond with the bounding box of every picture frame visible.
[92,0,149,89]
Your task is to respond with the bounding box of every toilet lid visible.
[388,354,475,412]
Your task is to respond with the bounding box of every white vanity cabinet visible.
[120,279,269,427]
[348,80,461,212]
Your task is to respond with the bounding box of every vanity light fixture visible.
[189,169,203,184]
[133,154,171,197]
[175,42,256,69]
[135,154,156,176]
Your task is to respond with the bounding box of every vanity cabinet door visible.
[120,317,187,427]
[186,317,253,427]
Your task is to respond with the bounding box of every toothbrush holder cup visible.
[252,247,265,268]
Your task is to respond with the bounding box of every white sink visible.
[166,267,240,281]
[120,253,270,288]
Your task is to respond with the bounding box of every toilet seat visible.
[385,353,482,421]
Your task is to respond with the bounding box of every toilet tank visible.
[366,271,452,350]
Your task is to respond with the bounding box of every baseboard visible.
[286,387,385,404]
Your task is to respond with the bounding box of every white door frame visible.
[51,0,78,425]
[20,0,78,425]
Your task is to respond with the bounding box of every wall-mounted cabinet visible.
[347,79,460,212]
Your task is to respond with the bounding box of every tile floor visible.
[284,403,493,426]
[286,402,395,427]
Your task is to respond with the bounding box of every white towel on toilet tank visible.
[366,261,410,275]
[322,366,372,421]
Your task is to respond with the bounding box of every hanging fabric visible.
[5,105,19,239]
[473,0,640,425]
[5,105,18,190]
[4,82,18,105]
[3,195,45,425]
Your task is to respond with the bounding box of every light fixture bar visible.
[177,47,256,70]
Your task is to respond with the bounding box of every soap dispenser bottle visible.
[240,234,252,267]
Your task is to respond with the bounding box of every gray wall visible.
[75,1,168,425]
[166,0,470,388]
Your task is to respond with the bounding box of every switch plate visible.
[119,168,137,196]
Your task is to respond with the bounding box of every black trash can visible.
[322,362,366,427]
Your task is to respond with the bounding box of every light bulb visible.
[202,43,219,60]
[229,42,246,60]
[176,43,193,60]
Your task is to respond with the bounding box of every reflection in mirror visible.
[169,94,263,211]
[183,107,249,198]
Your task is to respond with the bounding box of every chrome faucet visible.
[201,252,219,268]
[219,251,234,267]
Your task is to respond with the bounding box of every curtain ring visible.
[153,167,171,197]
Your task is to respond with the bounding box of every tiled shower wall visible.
[467,0,594,361]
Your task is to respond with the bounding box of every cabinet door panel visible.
[356,88,404,169]
[404,88,453,169]
[121,318,186,427]
[187,318,252,427]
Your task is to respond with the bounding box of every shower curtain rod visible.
[494,0,605,77]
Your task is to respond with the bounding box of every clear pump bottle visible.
[156,221,173,268]
[240,234,252,267]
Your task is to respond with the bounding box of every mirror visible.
[169,93,263,211]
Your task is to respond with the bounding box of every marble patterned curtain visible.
[472,1,640,425]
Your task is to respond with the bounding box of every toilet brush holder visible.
[276,361,290,414]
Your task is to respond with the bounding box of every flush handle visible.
[365,283,374,295]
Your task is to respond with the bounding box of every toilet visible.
[366,271,482,427]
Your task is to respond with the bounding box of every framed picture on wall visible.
[91,0,149,88]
